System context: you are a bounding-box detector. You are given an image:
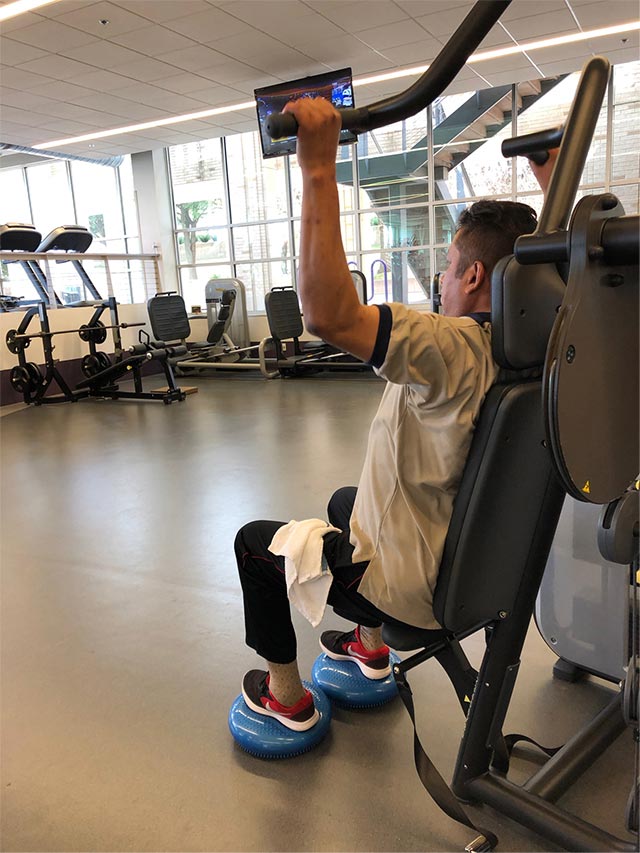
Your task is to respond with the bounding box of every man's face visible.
[439,237,471,317]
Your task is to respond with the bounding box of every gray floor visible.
[0,374,635,852]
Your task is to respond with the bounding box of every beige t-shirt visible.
[350,303,499,629]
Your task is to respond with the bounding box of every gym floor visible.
[0,374,634,852]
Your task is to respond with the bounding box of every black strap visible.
[395,670,498,851]
[491,731,563,774]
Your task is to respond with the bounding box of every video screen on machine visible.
[255,67,356,159]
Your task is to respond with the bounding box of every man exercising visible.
[235,97,554,731]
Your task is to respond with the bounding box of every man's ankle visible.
[267,660,306,707]
[358,625,385,652]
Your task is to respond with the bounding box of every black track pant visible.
[234,486,397,664]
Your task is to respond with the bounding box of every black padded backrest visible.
[207,288,236,345]
[491,254,565,370]
[37,225,93,253]
[0,223,41,251]
[265,288,304,341]
[147,293,191,342]
[433,379,565,633]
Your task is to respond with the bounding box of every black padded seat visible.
[36,225,93,254]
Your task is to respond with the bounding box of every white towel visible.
[269,518,340,627]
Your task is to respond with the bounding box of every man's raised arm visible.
[283,98,381,363]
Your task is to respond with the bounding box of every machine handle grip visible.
[501,126,564,163]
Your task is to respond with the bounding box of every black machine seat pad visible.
[147,293,191,342]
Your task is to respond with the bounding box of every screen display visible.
[255,67,356,159]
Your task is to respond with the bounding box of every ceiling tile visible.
[110,23,197,56]
[181,84,247,105]
[206,29,290,59]
[0,36,48,65]
[415,6,476,37]
[160,44,229,71]
[0,64,55,88]
[307,0,409,32]
[6,20,99,51]
[72,91,171,118]
[113,1,211,23]
[151,70,220,93]
[500,0,568,20]
[15,54,98,80]
[36,1,101,18]
[0,11,49,33]
[0,87,57,110]
[60,38,147,66]
[35,78,107,100]
[355,19,430,51]
[65,68,138,90]
[111,56,181,80]
[375,37,444,65]
[55,1,152,37]
[573,0,639,28]
[502,9,580,40]
[166,7,250,42]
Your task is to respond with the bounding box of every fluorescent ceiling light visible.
[0,0,63,22]
[34,19,640,150]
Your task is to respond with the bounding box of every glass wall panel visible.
[433,88,512,201]
[612,62,640,184]
[118,156,138,244]
[176,227,230,265]
[361,249,429,305]
[71,161,125,249]
[170,140,228,240]
[0,168,32,224]
[359,206,429,252]
[25,161,75,235]
[357,112,428,209]
[433,202,466,244]
[613,183,640,215]
[235,261,293,313]
[232,221,290,262]
[226,133,288,222]
[179,264,234,312]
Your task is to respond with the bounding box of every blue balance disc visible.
[228,681,331,759]
[312,652,401,709]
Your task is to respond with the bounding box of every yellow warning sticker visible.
[582,480,590,494]
[464,695,471,704]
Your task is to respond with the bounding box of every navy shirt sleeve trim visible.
[369,304,393,368]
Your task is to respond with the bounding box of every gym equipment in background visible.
[0,223,63,306]
[35,224,102,303]
[147,288,280,378]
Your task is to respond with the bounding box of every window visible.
[25,161,75,236]
[167,61,639,316]
[0,168,32,224]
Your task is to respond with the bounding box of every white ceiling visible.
[0,0,638,158]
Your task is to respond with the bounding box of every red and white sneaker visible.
[320,626,391,679]
[241,670,319,731]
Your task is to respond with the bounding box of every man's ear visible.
[464,260,487,294]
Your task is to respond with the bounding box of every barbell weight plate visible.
[78,321,107,344]
[625,784,639,834]
[10,365,30,393]
[96,352,111,371]
[81,354,100,378]
[25,362,43,389]
[6,329,29,354]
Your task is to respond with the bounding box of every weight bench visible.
[147,291,231,356]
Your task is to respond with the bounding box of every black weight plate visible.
[10,365,30,393]
[6,329,29,354]
[625,784,639,834]
[81,354,100,378]
[25,362,43,388]
[79,321,107,344]
[96,352,111,370]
